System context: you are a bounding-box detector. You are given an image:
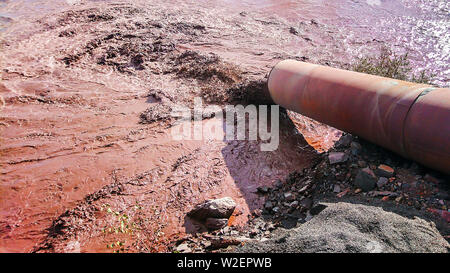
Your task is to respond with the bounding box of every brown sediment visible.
[0,1,329,253]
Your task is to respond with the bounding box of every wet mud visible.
[0,1,327,252]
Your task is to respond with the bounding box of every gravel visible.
[236,202,449,253]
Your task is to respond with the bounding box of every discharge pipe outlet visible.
[267,60,450,174]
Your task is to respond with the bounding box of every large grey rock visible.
[354,167,377,192]
[188,197,236,220]
[237,202,449,253]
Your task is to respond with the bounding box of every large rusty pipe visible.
[267,60,450,174]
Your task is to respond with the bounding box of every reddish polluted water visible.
[0,0,448,252]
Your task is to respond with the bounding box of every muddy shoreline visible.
[0,1,449,253]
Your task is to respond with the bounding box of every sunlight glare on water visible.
[366,0,381,7]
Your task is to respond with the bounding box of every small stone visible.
[290,200,299,207]
[230,230,239,236]
[280,218,297,229]
[377,177,389,188]
[401,183,410,190]
[328,152,348,165]
[335,134,353,148]
[382,196,390,201]
[375,164,395,178]
[354,167,377,192]
[354,188,362,194]
[283,192,294,201]
[205,218,229,230]
[175,243,191,253]
[274,180,283,188]
[350,142,362,155]
[358,160,367,168]
[370,191,397,197]
[272,207,280,213]
[333,184,341,193]
[257,186,269,194]
[290,210,305,220]
[300,197,313,209]
[201,240,212,248]
[337,189,350,198]
[252,209,262,217]
[222,226,230,234]
[298,184,309,194]
[264,201,273,210]
[310,204,327,215]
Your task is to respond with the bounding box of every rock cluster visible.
[246,133,449,238]
[175,134,449,253]
[312,134,448,214]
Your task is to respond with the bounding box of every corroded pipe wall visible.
[267,60,450,174]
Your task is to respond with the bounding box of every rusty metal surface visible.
[404,88,450,174]
[267,60,450,174]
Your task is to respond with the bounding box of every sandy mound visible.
[237,202,449,253]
